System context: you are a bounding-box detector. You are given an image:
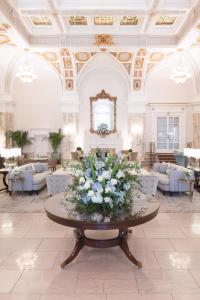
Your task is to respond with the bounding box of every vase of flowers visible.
[97,123,109,136]
[65,150,141,216]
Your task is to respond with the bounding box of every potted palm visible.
[48,130,64,161]
[7,130,31,153]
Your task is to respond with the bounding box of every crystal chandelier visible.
[170,50,191,84]
[16,52,37,84]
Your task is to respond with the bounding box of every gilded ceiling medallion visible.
[42,52,58,61]
[117,52,132,62]
[63,57,72,69]
[137,48,146,56]
[149,52,164,62]
[135,57,144,69]
[134,69,142,78]
[31,16,52,26]
[94,16,113,25]
[0,23,11,32]
[60,48,70,56]
[133,79,141,90]
[75,52,90,62]
[0,34,10,44]
[65,70,73,77]
[66,79,73,90]
[120,16,138,25]
[156,16,176,25]
[95,34,113,46]
[69,16,87,25]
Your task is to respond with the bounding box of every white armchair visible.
[46,174,72,196]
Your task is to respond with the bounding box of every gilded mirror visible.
[90,90,117,135]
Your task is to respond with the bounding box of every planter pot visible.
[51,152,60,163]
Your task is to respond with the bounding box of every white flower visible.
[83,180,91,190]
[79,177,85,184]
[102,170,111,179]
[116,170,125,178]
[111,178,118,185]
[74,169,83,177]
[97,175,104,182]
[104,197,111,203]
[91,193,103,203]
[88,190,95,197]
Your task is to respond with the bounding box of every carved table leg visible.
[119,229,142,268]
[61,229,84,268]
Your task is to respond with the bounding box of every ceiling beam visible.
[47,0,66,34]
[0,0,30,44]
[30,34,177,48]
[141,0,160,34]
[19,8,187,16]
[177,0,200,44]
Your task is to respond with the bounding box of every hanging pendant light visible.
[170,49,191,84]
[16,51,37,84]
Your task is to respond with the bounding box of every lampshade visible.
[0,148,21,158]
[184,148,200,159]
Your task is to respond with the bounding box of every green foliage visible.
[7,130,31,149]
[48,131,64,153]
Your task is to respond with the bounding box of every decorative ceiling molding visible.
[0,0,199,47]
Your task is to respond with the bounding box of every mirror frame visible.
[90,89,117,135]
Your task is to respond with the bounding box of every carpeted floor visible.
[0,187,199,213]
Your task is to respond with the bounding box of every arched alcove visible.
[144,51,197,103]
[77,52,130,152]
[0,46,63,155]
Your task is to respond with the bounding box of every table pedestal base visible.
[60,228,142,269]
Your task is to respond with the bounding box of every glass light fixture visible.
[170,50,191,84]
[16,51,37,84]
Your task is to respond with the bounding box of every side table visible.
[0,168,8,192]
[8,175,24,199]
[179,178,194,200]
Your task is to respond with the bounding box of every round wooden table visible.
[44,193,159,269]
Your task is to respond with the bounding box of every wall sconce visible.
[63,124,76,159]
[131,124,143,147]
[184,148,200,169]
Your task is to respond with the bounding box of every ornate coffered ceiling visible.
[0,0,200,47]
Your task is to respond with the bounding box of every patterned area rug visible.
[0,188,199,213]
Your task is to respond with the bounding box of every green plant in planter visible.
[7,130,31,152]
[48,131,64,160]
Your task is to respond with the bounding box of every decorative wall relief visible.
[133,48,147,90]
[75,52,90,62]
[60,48,74,91]
[95,34,113,46]
[42,51,61,74]
[193,113,200,148]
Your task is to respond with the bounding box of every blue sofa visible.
[151,162,195,196]
[8,162,51,194]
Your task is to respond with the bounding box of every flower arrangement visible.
[65,150,141,216]
[97,123,109,135]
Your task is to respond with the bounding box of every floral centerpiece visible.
[65,150,141,216]
[97,123,109,136]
